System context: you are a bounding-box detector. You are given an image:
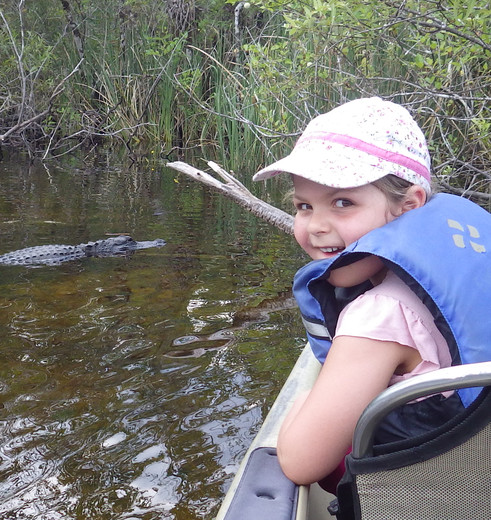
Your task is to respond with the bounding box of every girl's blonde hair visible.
[372,174,431,205]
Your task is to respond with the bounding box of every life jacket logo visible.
[447,219,486,253]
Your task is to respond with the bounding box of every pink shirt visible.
[335,270,452,393]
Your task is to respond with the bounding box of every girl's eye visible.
[334,199,352,208]
[296,202,311,211]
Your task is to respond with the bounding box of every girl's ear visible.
[400,185,427,214]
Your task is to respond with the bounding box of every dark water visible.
[0,149,307,519]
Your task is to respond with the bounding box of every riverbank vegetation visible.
[0,0,489,200]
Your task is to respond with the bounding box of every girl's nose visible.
[307,210,331,234]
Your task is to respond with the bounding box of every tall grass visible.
[0,0,489,200]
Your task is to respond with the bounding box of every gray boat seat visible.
[335,361,491,520]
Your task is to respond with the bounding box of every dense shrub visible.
[0,0,489,201]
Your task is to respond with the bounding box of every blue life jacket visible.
[293,193,491,411]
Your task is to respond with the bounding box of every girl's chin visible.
[327,257,387,287]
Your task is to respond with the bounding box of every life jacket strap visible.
[301,316,332,341]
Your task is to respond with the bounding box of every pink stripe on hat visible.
[297,131,431,182]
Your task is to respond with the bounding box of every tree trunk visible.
[60,0,84,62]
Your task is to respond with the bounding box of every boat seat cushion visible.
[224,447,298,520]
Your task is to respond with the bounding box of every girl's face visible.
[292,175,403,287]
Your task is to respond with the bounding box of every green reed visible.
[1,1,489,201]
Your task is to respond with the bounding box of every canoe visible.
[215,344,332,520]
[216,345,491,520]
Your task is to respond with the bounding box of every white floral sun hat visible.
[253,97,432,195]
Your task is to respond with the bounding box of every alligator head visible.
[82,236,166,256]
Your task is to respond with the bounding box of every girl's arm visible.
[277,335,418,485]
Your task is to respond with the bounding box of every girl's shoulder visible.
[366,270,428,313]
[336,270,452,370]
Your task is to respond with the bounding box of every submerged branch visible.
[166,161,294,235]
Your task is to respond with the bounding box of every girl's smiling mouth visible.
[320,246,344,254]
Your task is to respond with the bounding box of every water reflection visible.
[0,148,306,519]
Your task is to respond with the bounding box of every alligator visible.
[0,236,166,266]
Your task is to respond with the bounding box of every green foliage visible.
[233,0,491,200]
[0,0,489,200]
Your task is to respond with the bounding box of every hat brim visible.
[253,141,431,194]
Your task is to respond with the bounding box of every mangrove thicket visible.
[0,0,490,200]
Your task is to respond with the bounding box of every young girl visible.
[252,97,490,489]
